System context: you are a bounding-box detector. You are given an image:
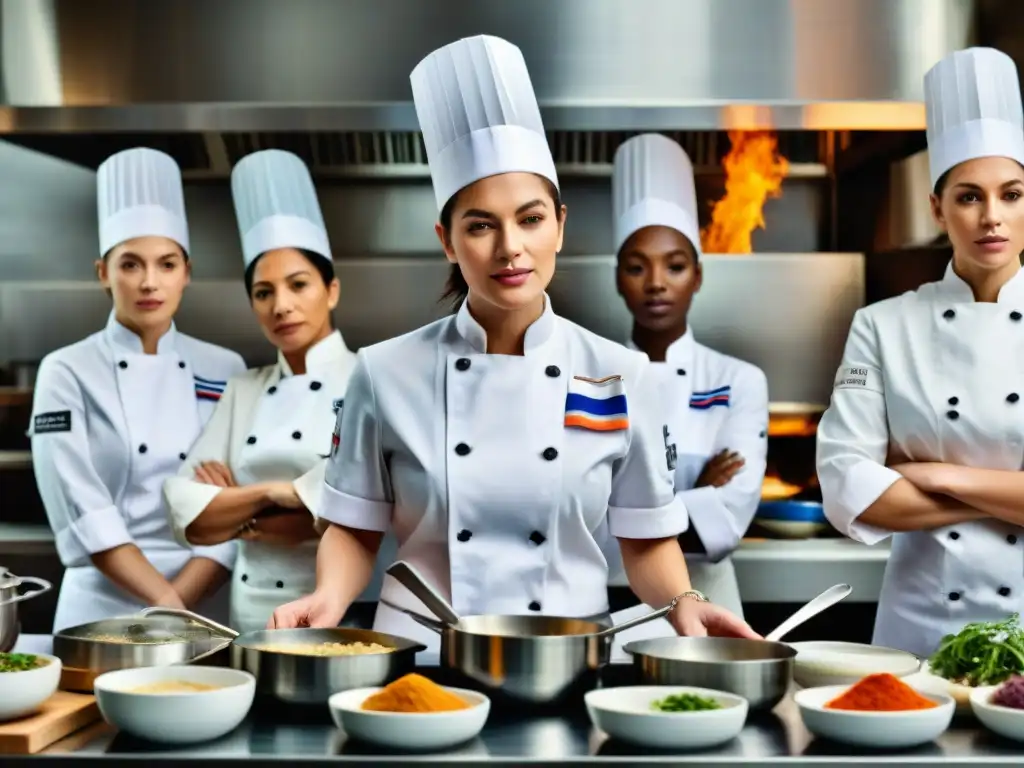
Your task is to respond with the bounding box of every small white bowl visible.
[909,662,976,714]
[328,685,490,751]
[795,684,954,748]
[0,653,61,721]
[790,641,921,689]
[970,685,1024,741]
[93,665,255,744]
[584,686,748,750]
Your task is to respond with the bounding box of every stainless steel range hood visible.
[0,0,977,133]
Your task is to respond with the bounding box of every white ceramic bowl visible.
[584,686,748,750]
[970,685,1024,741]
[790,641,922,689]
[93,665,255,744]
[795,684,954,748]
[329,685,490,751]
[909,662,976,714]
[0,653,61,721]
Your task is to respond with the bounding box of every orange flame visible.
[700,131,789,254]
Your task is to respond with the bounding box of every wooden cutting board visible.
[0,692,100,754]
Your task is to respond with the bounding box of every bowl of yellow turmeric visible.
[328,673,490,751]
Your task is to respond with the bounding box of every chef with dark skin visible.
[606,135,769,644]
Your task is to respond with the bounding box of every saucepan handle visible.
[0,576,52,607]
[594,596,680,640]
[379,598,447,635]
[139,606,240,639]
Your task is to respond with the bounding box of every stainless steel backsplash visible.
[0,143,861,405]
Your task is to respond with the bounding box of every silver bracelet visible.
[675,589,709,604]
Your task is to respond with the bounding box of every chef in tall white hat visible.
[269,35,757,651]
[603,134,769,648]
[162,149,392,632]
[818,47,1024,657]
[30,147,245,632]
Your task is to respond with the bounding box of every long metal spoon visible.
[764,583,853,643]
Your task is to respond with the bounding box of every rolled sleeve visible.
[608,362,689,540]
[191,540,237,570]
[684,365,770,562]
[320,353,394,532]
[30,358,133,565]
[293,459,327,517]
[816,309,899,545]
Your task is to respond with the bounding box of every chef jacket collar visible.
[103,310,178,355]
[938,259,1024,304]
[278,329,351,377]
[626,327,696,364]
[455,292,557,354]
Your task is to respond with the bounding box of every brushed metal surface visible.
[623,636,796,711]
[0,0,977,129]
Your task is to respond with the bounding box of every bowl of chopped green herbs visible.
[0,652,61,721]
[584,686,748,749]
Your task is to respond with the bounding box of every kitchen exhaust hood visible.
[0,0,980,176]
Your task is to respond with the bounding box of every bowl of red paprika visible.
[794,673,954,748]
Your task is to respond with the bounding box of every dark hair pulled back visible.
[438,176,563,310]
[243,248,335,298]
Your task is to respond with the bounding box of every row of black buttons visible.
[454,358,562,379]
[245,432,306,446]
[453,442,558,461]
[136,444,188,462]
[267,381,322,395]
[949,587,1013,600]
[946,394,1020,420]
[240,574,286,588]
[455,529,547,545]
[118,360,190,370]
[949,531,1017,544]
[943,309,1023,321]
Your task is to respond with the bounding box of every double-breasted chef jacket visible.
[817,262,1024,658]
[165,330,394,632]
[30,312,245,633]
[605,330,768,645]
[317,296,688,651]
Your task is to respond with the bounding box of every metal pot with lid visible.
[0,567,52,652]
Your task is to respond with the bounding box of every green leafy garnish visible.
[0,652,46,673]
[650,693,722,712]
[928,613,1024,687]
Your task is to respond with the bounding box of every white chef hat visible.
[612,134,703,258]
[230,149,332,269]
[925,46,1024,188]
[96,147,189,257]
[410,34,558,213]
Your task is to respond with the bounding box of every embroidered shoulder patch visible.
[834,365,883,394]
[565,375,629,431]
[689,386,731,410]
[329,399,345,457]
[33,411,71,434]
[194,375,227,402]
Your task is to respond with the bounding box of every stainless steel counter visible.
[12,681,1023,767]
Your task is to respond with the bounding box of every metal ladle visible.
[385,561,681,639]
[763,583,853,642]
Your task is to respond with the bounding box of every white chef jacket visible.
[605,330,768,644]
[164,330,393,633]
[318,295,688,651]
[818,261,1024,658]
[30,312,244,632]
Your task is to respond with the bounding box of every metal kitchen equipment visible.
[52,614,232,691]
[0,569,51,653]
[141,607,426,705]
[382,560,680,703]
[622,583,853,709]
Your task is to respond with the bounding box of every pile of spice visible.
[825,673,937,711]
[650,692,722,712]
[361,673,471,713]
[992,675,1024,709]
[0,652,48,673]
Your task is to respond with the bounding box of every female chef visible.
[269,34,757,649]
[817,46,1024,657]
[608,134,769,618]
[163,149,387,632]
[30,147,244,633]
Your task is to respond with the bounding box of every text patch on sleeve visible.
[33,410,72,434]
[834,365,883,394]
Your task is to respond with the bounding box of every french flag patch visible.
[564,375,629,432]
[194,375,227,402]
[690,385,731,410]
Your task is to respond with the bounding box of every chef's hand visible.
[264,481,304,509]
[670,598,761,640]
[195,461,236,488]
[695,450,745,488]
[267,590,346,629]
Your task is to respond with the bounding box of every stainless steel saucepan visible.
[141,607,426,704]
[0,568,51,653]
[380,561,681,703]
